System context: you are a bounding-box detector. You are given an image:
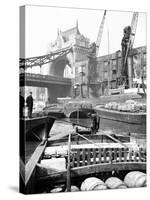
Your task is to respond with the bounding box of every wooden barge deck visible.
[20,116,146,194]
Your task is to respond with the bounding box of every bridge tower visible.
[48,21,91,98]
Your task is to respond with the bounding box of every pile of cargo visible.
[104,100,146,113]
[64,101,93,110]
[80,171,146,191]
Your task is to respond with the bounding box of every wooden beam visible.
[66,132,71,192]
[25,141,47,186]
[47,132,130,146]
[20,158,25,183]
[101,131,129,148]
[37,162,146,185]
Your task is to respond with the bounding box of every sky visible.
[24,5,146,58]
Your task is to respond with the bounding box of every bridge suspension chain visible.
[20,46,73,68]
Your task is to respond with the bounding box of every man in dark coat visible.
[26,92,33,118]
[20,92,24,118]
[88,113,100,134]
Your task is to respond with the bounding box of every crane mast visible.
[96,10,107,56]
[86,10,107,98]
[121,12,139,83]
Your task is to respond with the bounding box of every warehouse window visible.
[104,71,108,79]
[112,69,116,74]
[143,53,146,60]
[112,59,116,65]
[104,61,108,66]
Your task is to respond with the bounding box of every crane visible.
[85,10,107,98]
[121,12,139,81]
[124,12,138,67]
[96,10,107,56]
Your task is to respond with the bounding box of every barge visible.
[94,101,146,134]
[95,106,146,125]
[20,116,146,194]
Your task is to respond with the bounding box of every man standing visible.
[20,91,24,118]
[26,92,33,118]
[88,113,100,134]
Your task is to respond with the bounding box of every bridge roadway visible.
[20,73,72,87]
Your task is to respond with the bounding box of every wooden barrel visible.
[81,177,107,191]
[124,171,146,188]
[105,177,127,189]
[65,185,80,192]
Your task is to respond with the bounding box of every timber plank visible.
[77,149,80,167]
[119,148,122,162]
[82,149,86,166]
[103,148,107,163]
[124,148,128,162]
[138,148,142,162]
[25,141,47,185]
[98,148,102,163]
[20,158,25,183]
[93,148,96,164]
[129,150,133,162]
[109,148,112,162]
[114,148,117,162]
[87,148,91,165]
[134,151,137,162]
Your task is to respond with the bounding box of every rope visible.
[100,131,129,148]
[75,132,105,148]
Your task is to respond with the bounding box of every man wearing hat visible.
[26,92,33,118]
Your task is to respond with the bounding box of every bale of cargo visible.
[124,171,146,188]
[65,185,80,192]
[105,177,127,189]
[112,103,118,110]
[125,100,136,104]
[80,177,107,191]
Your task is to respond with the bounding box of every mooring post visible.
[66,131,71,192]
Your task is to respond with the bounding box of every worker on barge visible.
[88,113,100,134]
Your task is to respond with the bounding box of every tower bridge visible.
[20,20,147,102]
[20,22,91,101]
